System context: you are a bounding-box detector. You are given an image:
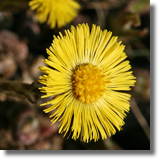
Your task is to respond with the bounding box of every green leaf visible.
[130,0,150,13]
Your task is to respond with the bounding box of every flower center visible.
[73,64,107,104]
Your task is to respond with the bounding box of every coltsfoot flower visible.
[29,0,80,28]
[38,23,136,142]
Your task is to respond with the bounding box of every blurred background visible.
[0,0,150,150]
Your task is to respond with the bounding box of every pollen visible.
[73,64,107,104]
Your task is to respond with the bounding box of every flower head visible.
[29,0,80,28]
[38,23,136,142]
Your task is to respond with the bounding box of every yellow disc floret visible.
[73,64,107,104]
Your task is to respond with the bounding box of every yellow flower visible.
[28,0,80,28]
[38,23,136,142]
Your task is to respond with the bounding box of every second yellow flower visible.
[29,0,80,28]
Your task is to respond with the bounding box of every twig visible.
[93,0,106,28]
[130,97,150,140]
[0,80,42,103]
